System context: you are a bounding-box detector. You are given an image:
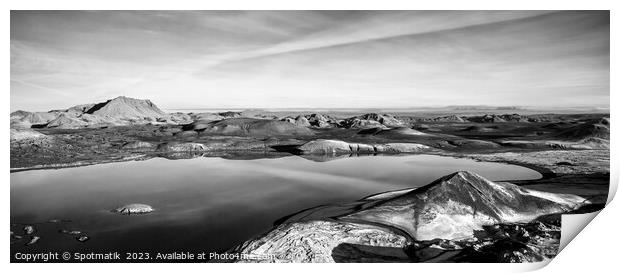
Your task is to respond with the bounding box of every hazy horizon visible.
[11,11,609,112]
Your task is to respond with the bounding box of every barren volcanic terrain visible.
[10,96,610,262]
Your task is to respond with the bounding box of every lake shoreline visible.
[10,113,610,263]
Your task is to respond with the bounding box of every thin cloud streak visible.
[200,11,555,69]
[10,11,609,111]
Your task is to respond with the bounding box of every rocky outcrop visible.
[447,139,501,149]
[419,115,466,123]
[218,111,242,118]
[296,139,432,154]
[342,171,585,241]
[465,114,530,123]
[496,118,610,150]
[576,137,609,149]
[498,114,530,122]
[156,142,208,152]
[10,128,56,159]
[45,114,89,129]
[306,114,339,128]
[10,110,59,127]
[230,221,409,263]
[281,116,311,127]
[10,128,47,141]
[297,140,362,154]
[157,112,193,124]
[112,204,154,215]
[555,118,610,140]
[85,96,165,119]
[407,215,561,263]
[190,118,313,137]
[340,113,405,129]
[230,171,586,263]
[78,113,113,127]
[121,141,155,150]
[468,114,506,123]
[375,143,433,153]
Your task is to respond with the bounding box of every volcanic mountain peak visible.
[10,96,170,129]
[420,171,507,196]
[342,170,586,240]
[85,96,165,118]
[408,171,584,208]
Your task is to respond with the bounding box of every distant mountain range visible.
[9,96,611,150]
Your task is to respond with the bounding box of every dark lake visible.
[10,154,541,260]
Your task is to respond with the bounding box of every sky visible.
[11,11,609,111]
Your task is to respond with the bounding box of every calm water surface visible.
[10,154,541,257]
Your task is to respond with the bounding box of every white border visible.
[3,1,617,272]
